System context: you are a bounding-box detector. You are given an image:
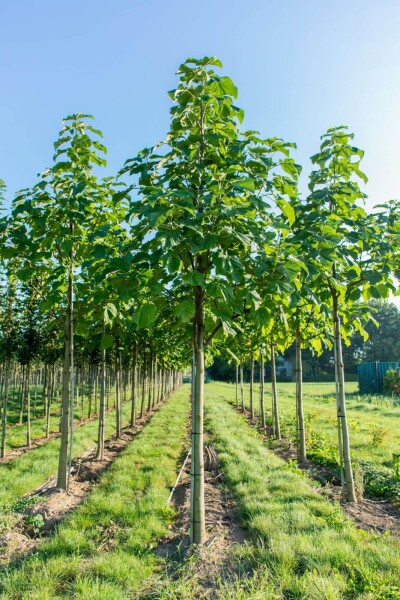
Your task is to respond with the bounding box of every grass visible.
[2,384,399,599]
[203,393,400,599]
[0,385,190,599]
[208,381,400,500]
[1,383,138,450]
[0,394,142,524]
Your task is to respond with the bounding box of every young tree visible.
[298,127,396,501]
[122,57,299,543]
[9,114,110,489]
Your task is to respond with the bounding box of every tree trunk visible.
[333,294,357,503]
[1,357,10,458]
[57,296,71,489]
[147,352,153,412]
[43,364,48,417]
[296,328,306,462]
[260,350,265,430]
[235,364,239,407]
[140,352,146,419]
[26,362,31,447]
[130,342,137,427]
[250,355,254,420]
[190,290,206,544]
[240,361,244,412]
[96,320,106,459]
[115,356,121,439]
[271,343,281,439]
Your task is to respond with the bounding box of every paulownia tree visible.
[298,126,396,502]
[9,114,111,489]
[122,57,299,543]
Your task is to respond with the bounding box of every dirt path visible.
[237,406,400,537]
[153,437,249,598]
[0,399,167,568]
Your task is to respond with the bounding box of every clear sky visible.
[1,0,400,210]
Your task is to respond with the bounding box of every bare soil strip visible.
[0,400,166,568]
[154,437,249,598]
[238,406,400,536]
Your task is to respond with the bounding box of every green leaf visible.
[136,303,158,329]
[168,254,181,273]
[75,322,90,337]
[278,199,295,226]
[232,178,255,192]
[100,334,114,350]
[174,300,195,323]
[185,271,206,286]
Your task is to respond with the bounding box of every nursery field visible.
[1,385,399,599]
[1,384,119,452]
[1,55,400,600]
[209,381,400,500]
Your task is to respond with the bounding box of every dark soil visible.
[153,437,249,598]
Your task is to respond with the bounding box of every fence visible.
[357,361,400,394]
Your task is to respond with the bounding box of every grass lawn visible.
[0,394,142,519]
[207,381,400,499]
[203,393,400,599]
[0,386,190,599]
[2,383,147,450]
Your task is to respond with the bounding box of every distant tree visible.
[360,301,400,362]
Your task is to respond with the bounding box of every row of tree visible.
[1,57,399,544]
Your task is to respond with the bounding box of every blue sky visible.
[1,0,400,211]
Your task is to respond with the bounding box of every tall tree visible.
[9,114,109,489]
[122,57,299,543]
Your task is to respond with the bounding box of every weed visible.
[11,495,40,513]
[24,513,44,533]
[369,423,390,447]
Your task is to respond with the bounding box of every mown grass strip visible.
[3,387,121,450]
[209,381,400,500]
[0,385,190,600]
[0,396,142,513]
[205,392,400,600]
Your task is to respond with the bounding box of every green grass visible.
[2,384,138,450]
[0,385,190,599]
[208,381,400,500]
[203,394,400,599]
[0,394,141,522]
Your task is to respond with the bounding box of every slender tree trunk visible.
[1,357,11,458]
[235,364,239,407]
[147,352,153,412]
[96,320,106,459]
[250,355,254,420]
[333,294,357,503]
[19,365,25,426]
[271,343,281,439]
[190,289,206,544]
[46,366,53,439]
[140,352,146,419]
[57,295,71,489]
[26,362,31,447]
[88,366,93,418]
[260,350,265,430]
[240,361,244,412]
[115,356,121,439]
[296,328,306,462]
[130,342,137,427]
[43,364,48,417]
[57,239,73,490]
[94,367,98,414]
